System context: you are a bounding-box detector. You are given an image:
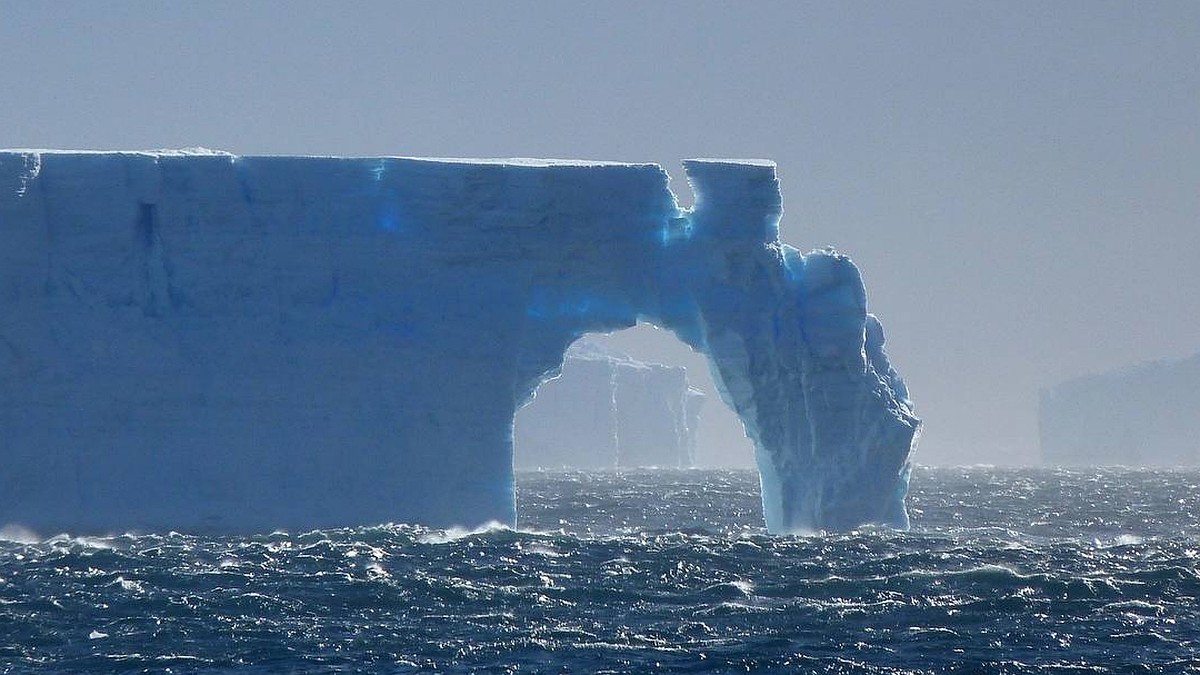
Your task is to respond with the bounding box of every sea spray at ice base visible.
[2,467,1198,673]
[0,151,916,535]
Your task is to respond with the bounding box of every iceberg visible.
[514,341,704,469]
[0,150,919,534]
[1040,353,1200,466]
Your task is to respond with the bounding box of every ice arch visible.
[0,151,919,534]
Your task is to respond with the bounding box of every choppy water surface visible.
[2,467,1199,673]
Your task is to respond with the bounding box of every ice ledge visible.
[2,147,235,157]
[3,148,755,169]
[683,157,777,167]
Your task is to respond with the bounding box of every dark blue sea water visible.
[2,467,1198,673]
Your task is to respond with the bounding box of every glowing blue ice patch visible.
[660,215,693,245]
[526,287,632,324]
[377,202,401,232]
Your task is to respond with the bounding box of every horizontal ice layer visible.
[1040,354,1200,466]
[0,150,919,534]
[514,342,703,469]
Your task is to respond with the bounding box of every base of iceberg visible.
[0,150,919,534]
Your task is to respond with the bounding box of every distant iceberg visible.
[0,151,920,534]
[1040,353,1200,466]
[514,340,704,469]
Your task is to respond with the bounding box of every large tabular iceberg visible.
[1040,353,1200,466]
[0,150,919,534]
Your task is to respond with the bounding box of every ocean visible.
[2,467,1198,673]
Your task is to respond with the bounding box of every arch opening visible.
[513,322,755,471]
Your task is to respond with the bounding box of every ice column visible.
[659,161,920,531]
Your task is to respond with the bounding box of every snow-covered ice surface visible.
[0,151,919,534]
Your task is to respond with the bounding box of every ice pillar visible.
[668,160,920,532]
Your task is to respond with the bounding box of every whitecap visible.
[417,521,511,544]
[110,576,145,594]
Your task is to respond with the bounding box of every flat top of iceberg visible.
[2,147,236,157]
[0,149,775,171]
[683,158,777,168]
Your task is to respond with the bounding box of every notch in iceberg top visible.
[681,159,782,243]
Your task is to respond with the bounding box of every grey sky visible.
[2,1,1197,465]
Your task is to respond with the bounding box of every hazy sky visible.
[2,1,1197,465]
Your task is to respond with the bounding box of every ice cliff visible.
[514,341,703,469]
[1040,354,1200,466]
[0,150,920,533]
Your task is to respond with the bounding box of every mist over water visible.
[2,467,1198,673]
